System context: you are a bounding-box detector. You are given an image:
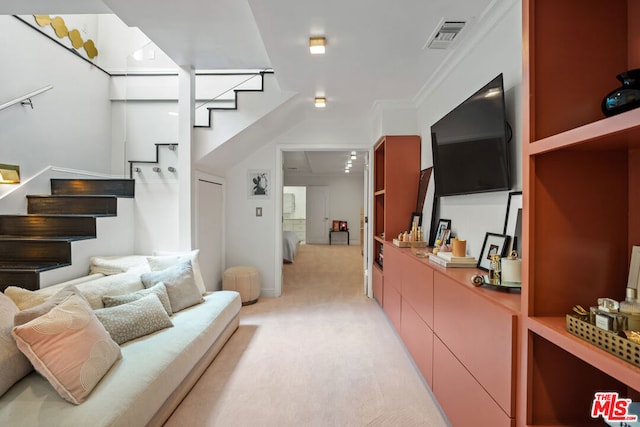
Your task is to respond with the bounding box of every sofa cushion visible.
[102,282,173,316]
[141,261,204,312]
[4,287,49,310]
[0,293,32,397]
[12,294,121,405]
[89,255,150,276]
[94,294,174,345]
[14,285,90,326]
[148,249,206,294]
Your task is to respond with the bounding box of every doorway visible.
[275,147,372,298]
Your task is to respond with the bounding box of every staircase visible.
[0,178,134,292]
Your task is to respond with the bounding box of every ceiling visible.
[2,0,501,174]
[283,150,367,176]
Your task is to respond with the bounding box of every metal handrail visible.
[0,85,53,111]
[195,70,269,110]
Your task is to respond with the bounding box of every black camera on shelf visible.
[602,68,640,116]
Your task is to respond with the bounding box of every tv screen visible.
[431,74,511,197]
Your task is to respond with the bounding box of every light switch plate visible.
[256,207,262,217]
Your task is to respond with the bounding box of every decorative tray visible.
[566,314,640,368]
[392,239,426,248]
[471,274,521,291]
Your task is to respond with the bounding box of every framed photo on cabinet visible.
[477,232,511,271]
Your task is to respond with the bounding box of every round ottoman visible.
[223,266,260,305]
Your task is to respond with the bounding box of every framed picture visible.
[477,232,511,271]
[332,220,340,231]
[339,221,348,231]
[503,191,523,255]
[248,170,270,199]
[409,212,422,232]
[440,229,451,245]
[431,218,451,246]
[416,167,432,212]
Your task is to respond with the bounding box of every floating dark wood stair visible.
[27,195,118,216]
[0,178,135,292]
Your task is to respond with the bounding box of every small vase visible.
[602,68,640,117]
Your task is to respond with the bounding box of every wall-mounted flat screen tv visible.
[431,73,511,197]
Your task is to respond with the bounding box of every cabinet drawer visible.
[433,337,513,427]
[401,300,433,387]
[383,245,402,292]
[433,272,516,416]
[402,256,434,328]
[383,281,401,332]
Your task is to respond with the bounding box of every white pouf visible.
[222,266,261,305]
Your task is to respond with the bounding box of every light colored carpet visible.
[164,244,449,427]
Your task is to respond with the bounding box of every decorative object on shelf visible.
[503,191,522,255]
[248,170,270,199]
[470,273,521,290]
[431,218,451,246]
[339,221,348,231]
[602,68,640,117]
[477,232,510,272]
[501,250,522,285]
[488,254,502,284]
[428,252,476,268]
[332,220,340,231]
[451,237,466,257]
[409,212,422,233]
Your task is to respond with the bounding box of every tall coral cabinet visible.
[521,1,640,425]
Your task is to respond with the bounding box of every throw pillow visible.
[94,294,174,345]
[3,286,49,310]
[14,285,90,326]
[141,260,204,312]
[148,249,206,294]
[102,282,173,316]
[89,255,151,276]
[12,294,121,405]
[0,293,32,397]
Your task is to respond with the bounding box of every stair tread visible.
[0,261,69,272]
[0,235,93,241]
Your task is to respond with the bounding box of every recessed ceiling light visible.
[314,97,326,108]
[351,151,356,155]
[345,169,350,173]
[350,154,357,160]
[309,37,326,54]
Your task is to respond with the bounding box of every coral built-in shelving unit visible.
[521,0,640,425]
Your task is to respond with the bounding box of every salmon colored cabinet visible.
[522,1,640,425]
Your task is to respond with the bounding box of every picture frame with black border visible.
[431,218,451,246]
[248,170,270,199]
[477,232,511,271]
[503,191,523,255]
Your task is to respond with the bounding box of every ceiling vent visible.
[425,21,466,50]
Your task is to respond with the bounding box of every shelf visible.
[527,316,640,392]
[374,189,385,196]
[527,108,640,156]
[373,235,385,244]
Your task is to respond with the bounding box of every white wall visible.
[284,174,364,244]
[283,186,306,219]
[0,16,112,197]
[415,0,522,258]
[225,144,277,295]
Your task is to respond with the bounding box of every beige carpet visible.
[164,244,449,426]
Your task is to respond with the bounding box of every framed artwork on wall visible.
[248,170,270,199]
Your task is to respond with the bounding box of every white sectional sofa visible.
[0,255,241,427]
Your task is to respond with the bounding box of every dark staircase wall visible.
[0,178,134,291]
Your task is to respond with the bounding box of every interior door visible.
[306,186,329,244]
[196,178,224,291]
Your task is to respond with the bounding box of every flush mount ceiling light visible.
[309,37,326,54]
[314,97,326,108]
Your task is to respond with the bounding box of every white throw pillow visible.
[148,249,206,294]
